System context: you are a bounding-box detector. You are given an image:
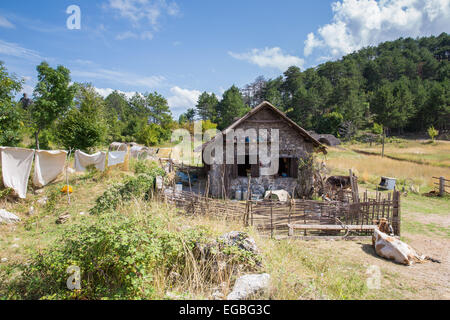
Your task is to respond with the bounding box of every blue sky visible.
[0,0,448,118]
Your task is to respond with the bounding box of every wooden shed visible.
[198,101,326,199]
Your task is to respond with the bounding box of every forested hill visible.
[196,33,449,136]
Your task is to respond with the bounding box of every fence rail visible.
[432,177,449,196]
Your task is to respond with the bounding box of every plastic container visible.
[235,190,242,201]
[175,183,183,193]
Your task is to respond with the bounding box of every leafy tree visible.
[0,62,23,146]
[31,62,75,149]
[216,85,249,130]
[145,92,172,127]
[136,123,166,147]
[196,92,219,121]
[317,111,343,136]
[105,91,130,122]
[241,76,266,108]
[56,84,107,151]
[184,108,196,122]
[178,113,188,125]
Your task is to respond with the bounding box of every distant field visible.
[318,144,450,190]
[347,139,450,168]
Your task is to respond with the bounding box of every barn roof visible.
[195,101,327,153]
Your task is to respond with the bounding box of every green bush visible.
[3,212,261,300]
[133,160,165,176]
[3,213,210,300]
[90,161,165,215]
[90,174,154,215]
[427,126,439,141]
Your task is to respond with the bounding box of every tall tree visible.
[0,62,23,146]
[56,84,107,151]
[31,62,75,149]
[217,85,249,130]
[196,92,219,121]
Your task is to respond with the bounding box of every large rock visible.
[227,273,270,300]
[218,231,259,254]
[0,209,21,225]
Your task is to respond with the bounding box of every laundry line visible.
[0,147,130,199]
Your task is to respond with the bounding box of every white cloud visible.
[0,40,42,60]
[95,87,139,99]
[106,0,179,39]
[304,0,450,58]
[0,16,14,28]
[229,47,304,71]
[167,86,201,115]
[116,30,154,40]
[71,68,165,88]
[116,31,138,40]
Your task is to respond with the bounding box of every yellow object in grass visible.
[61,185,73,194]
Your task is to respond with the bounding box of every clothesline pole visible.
[66,148,73,205]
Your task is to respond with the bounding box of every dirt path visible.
[301,234,450,299]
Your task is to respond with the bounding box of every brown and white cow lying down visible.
[372,227,440,266]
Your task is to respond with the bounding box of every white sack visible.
[74,150,106,172]
[33,150,68,188]
[108,151,126,167]
[1,147,35,199]
[264,190,291,202]
[373,229,427,266]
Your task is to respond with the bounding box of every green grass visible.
[401,220,450,238]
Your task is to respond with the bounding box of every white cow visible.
[372,229,440,265]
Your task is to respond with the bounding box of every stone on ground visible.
[227,273,270,300]
[219,231,259,254]
[0,209,21,225]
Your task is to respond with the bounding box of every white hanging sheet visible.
[108,151,126,167]
[33,150,68,188]
[74,150,106,172]
[1,147,35,199]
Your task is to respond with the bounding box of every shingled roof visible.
[196,101,327,153]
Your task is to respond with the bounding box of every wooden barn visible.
[198,101,326,199]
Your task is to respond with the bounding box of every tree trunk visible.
[35,130,40,150]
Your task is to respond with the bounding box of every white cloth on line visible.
[33,150,68,188]
[130,146,144,159]
[0,147,35,199]
[74,150,106,172]
[108,151,126,167]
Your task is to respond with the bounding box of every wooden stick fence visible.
[161,187,401,239]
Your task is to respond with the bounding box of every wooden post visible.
[439,177,445,197]
[349,169,360,203]
[392,191,401,236]
[381,129,385,158]
[270,191,273,239]
[244,175,252,226]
